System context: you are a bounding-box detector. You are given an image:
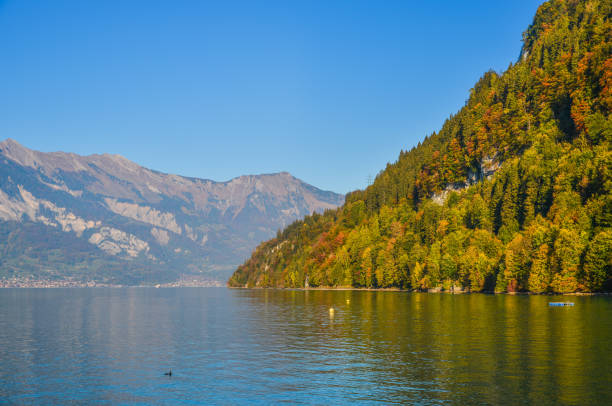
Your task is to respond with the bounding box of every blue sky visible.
[0,0,542,194]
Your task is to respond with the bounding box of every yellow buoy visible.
[346,299,350,304]
[329,307,335,316]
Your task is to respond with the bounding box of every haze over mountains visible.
[0,139,344,285]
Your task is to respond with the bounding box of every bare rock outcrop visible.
[432,154,501,205]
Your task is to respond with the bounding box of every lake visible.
[0,288,610,404]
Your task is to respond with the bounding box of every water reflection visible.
[0,288,610,404]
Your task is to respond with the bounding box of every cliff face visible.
[431,154,502,205]
[0,139,344,285]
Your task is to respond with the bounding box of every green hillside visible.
[229,0,612,293]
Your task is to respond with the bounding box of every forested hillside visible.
[229,0,612,293]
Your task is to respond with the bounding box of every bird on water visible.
[164,369,172,376]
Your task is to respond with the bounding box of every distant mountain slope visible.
[229,0,612,293]
[0,139,344,285]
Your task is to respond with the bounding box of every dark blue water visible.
[1,288,611,404]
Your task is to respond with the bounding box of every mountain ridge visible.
[0,139,344,286]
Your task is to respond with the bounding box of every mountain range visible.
[0,139,344,286]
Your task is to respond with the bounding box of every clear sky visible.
[0,0,542,194]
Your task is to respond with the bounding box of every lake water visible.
[0,288,610,405]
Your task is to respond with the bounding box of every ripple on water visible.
[0,288,611,404]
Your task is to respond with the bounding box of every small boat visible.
[549,302,574,306]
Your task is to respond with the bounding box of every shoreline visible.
[1,280,609,295]
[0,285,226,288]
[0,280,224,289]
[227,285,611,296]
[0,274,224,288]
